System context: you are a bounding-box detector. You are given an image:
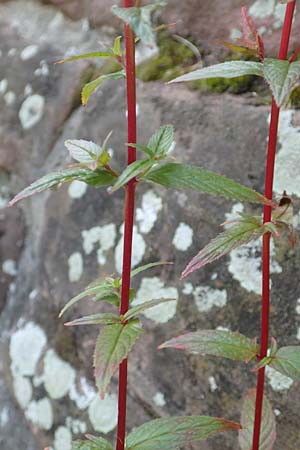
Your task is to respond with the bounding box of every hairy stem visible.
[252,2,296,449]
[116,1,137,450]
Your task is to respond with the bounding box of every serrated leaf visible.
[57,51,114,64]
[263,58,300,107]
[170,61,263,83]
[269,346,300,381]
[82,70,126,106]
[160,330,259,363]
[126,416,241,450]
[239,389,276,450]
[9,167,115,206]
[143,163,271,205]
[112,3,167,47]
[130,261,173,278]
[181,218,272,279]
[72,435,113,450]
[147,125,174,158]
[124,298,176,321]
[65,313,121,327]
[65,139,102,165]
[110,160,155,192]
[94,321,143,397]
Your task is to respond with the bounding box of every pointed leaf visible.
[112,3,167,47]
[170,61,263,83]
[126,416,241,450]
[130,261,173,278]
[124,298,176,321]
[128,143,155,158]
[82,70,126,106]
[181,218,271,279]
[72,435,113,450]
[239,389,276,450]
[9,168,115,206]
[57,51,114,64]
[113,36,122,56]
[160,330,259,363]
[269,346,300,381]
[65,139,102,165]
[94,321,143,397]
[110,160,155,192]
[263,58,300,107]
[65,313,121,327]
[147,125,174,158]
[143,163,271,205]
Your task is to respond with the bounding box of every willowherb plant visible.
[8,1,300,449]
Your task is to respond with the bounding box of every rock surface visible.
[0,1,300,450]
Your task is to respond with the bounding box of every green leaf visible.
[124,298,176,321]
[128,144,155,158]
[72,434,113,450]
[65,313,121,327]
[110,160,155,192]
[181,217,273,278]
[65,139,102,165]
[160,330,259,363]
[94,321,143,397]
[57,51,114,64]
[269,346,300,381]
[59,279,120,318]
[147,125,174,158]
[263,58,300,107]
[82,70,126,106]
[170,61,263,83]
[143,163,271,205]
[239,389,276,450]
[126,416,241,450]
[130,261,173,278]
[112,3,167,47]
[8,167,115,206]
[113,36,122,56]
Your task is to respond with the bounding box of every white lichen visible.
[297,327,300,341]
[43,349,76,399]
[296,299,300,315]
[8,48,17,57]
[249,0,275,19]
[54,426,72,450]
[0,408,9,427]
[68,180,88,200]
[153,392,166,407]
[133,277,178,323]
[2,259,17,276]
[24,83,33,97]
[172,222,193,251]
[13,376,33,409]
[81,224,116,265]
[208,376,218,392]
[25,398,53,430]
[69,377,96,411]
[136,190,162,234]
[66,417,87,434]
[193,286,227,312]
[182,282,193,295]
[0,79,8,94]
[10,322,47,376]
[4,91,16,106]
[34,60,49,77]
[20,45,39,61]
[224,203,244,227]
[265,366,293,392]
[115,225,146,274]
[68,252,83,282]
[19,94,45,130]
[88,394,118,434]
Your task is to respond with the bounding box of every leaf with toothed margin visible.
[181,217,276,279]
[110,159,155,192]
[126,416,241,450]
[239,389,276,450]
[56,51,114,64]
[159,330,259,363]
[72,434,113,450]
[8,167,115,207]
[94,321,143,397]
[143,163,272,205]
[65,313,121,327]
[169,61,263,84]
[112,2,167,47]
[65,139,103,165]
[124,298,176,321]
[263,58,300,107]
[82,70,126,106]
[147,125,174,158]
[269,346,300,381]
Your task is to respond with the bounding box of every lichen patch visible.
[136,190,162,234]
[43,349,76,400]
[172,222,193,251]
[193,286,227,312]
[88,394,118,434]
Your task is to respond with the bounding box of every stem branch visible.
[252,3,296,449]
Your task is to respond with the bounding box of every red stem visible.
[252,3,295,449]
[116,1,137,450]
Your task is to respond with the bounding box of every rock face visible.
[0,1,300,450]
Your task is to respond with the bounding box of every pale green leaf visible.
[65,313,121,327]
[143,163,271,205]
[113,36,122,56]
[126,416,241,450]
[130,261,173,278]
[160,330,259,363]
[124,298,176,321]
[239,389,276,450]
[94,321,143,397]
[72,434,113,450]
[269,346,300,381]
[170,61,263,83]
[57,51,114,64]
[9,168,115,206]
[147,125,174,158]
[263,58,300,107]
[65,139,102,165]
[82,70,126,105]
[110,160,155,192]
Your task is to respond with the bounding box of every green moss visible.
[190,75,255,95]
